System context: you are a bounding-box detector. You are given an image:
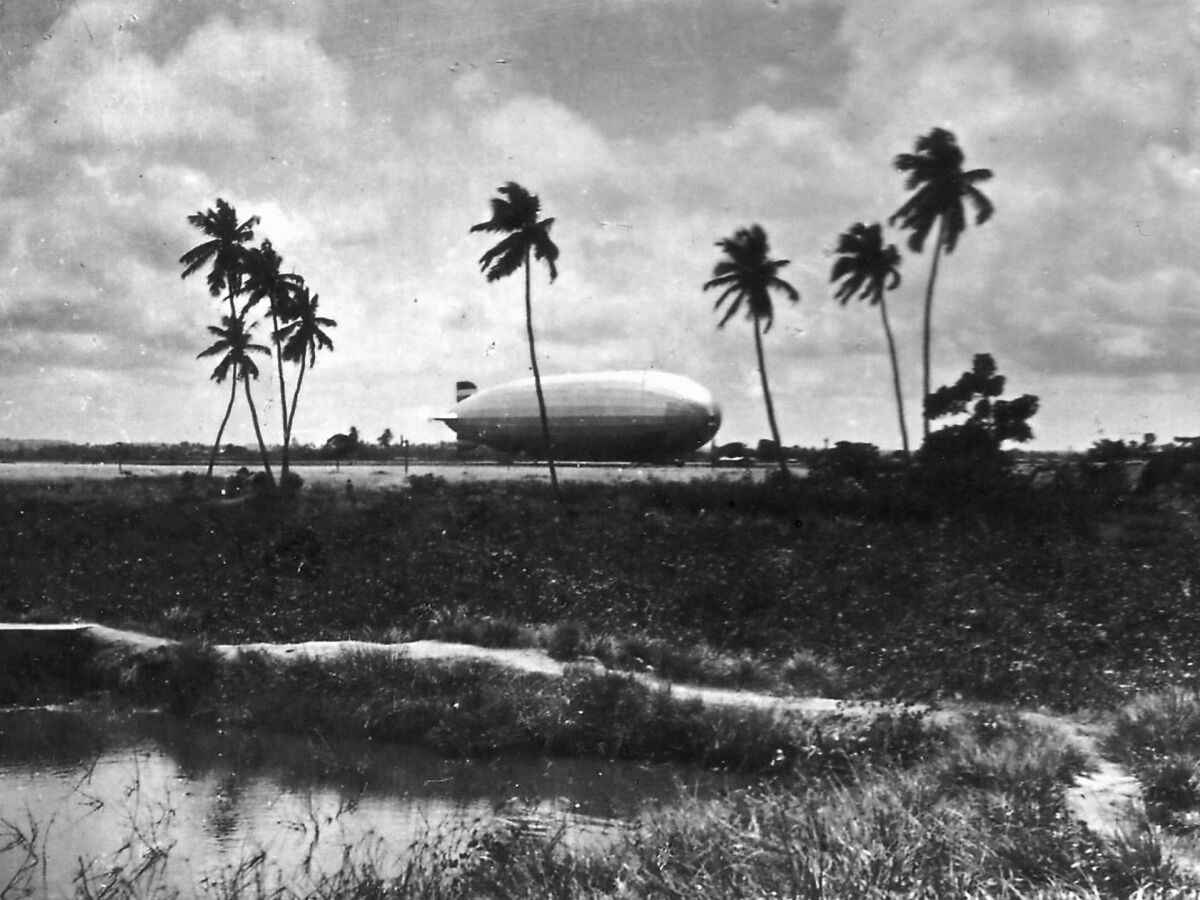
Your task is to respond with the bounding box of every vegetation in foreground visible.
[7,468,1200,895]
[4,711,1193,898]
[4,469,1200,710]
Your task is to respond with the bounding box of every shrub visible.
[545,620,585,661]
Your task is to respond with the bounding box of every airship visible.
[434,371,722,461]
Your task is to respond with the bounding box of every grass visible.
[397,612,850,697]
[119,647,938,774]
[8,470,1200,894]
[1107,688,1200,830]
[12,714,1190,899]
[4,471,1200,709]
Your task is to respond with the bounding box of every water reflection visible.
[0,705,737,895]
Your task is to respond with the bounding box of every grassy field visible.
[4,469,1199,708]
[7,469,1200,896]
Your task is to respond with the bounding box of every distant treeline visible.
[0,438,809,467]
[0,437,1076,469]
[0,440,470,466]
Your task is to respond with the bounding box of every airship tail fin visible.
[456,381,477,402]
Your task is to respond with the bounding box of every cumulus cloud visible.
[0,0,1196,450]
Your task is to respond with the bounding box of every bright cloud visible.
[0,0,1196,452]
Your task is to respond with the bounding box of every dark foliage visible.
[918,353,1039,504]
[3,474,1200,710]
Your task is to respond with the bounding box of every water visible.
[0,705,734,896]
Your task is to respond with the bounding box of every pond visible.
[0,705,740,896]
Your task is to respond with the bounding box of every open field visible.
[4,467,1199,708]
[8,471,1200,896]
[0,459,771,491]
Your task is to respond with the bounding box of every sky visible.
[0,0,1196,452]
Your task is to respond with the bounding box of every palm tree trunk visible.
[525,248,559,497]
[753,317,789,478]
[226,276,240,319]
[285,357,308,451]
[921,217,948,440]
[207,362,239,478]
[878,297,911,461]
[270,312,291,480]
[242,377,276,487]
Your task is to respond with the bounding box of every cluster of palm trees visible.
[468,129,993,491]
[708,127,993,469]
[180,129,986,493]
[181,199,336,487]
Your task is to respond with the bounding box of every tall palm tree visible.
[179,199,260,318]
[197,314,275,486]
[275,284,336,452]
[242,239,304,480]
[704,224,799,478]
[831,222,910,460]
[470,182,561,495]
[889,127,994,438]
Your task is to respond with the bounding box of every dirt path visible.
[0,622,1153,845]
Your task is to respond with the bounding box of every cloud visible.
[0,0,1196,450]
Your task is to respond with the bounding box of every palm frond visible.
[706,224,798,328]
[530,225,559,282]
[965,180,995,224]
[209,356,233,383]
[830,255,857,284]
[890,130,993,255]
[478,233,526,282]
[239,357,260,380]
[471,183,558,284]
[716,293,744,328]
[831,221,901,306]
[181,199,259,297]
[179,241,218,279]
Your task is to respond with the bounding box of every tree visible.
[324,426,359,471]
[378,428,393,449]
[703,224,799,478]
[470,182,561,495]
[275,284,336,452]
[197,314,275,486]
[889,128,994,438]
[181,199,262,480]
[831,222,910,460]
[920,353,1037,500]
[243,239,304,481]
[179,199,260,318]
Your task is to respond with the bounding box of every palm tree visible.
[197,314,275,486]
[831,222,910,460]
[275,284,336,452]
[470,182,561,495]
[179,199,260,318]
[889,127,994,438]
[703,225,799,478]
[242,239,304,480]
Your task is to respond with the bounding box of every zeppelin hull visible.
[438,372,721,461]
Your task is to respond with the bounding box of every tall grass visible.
[189,650,939,774]
[1107,688,1200,828]
[40,716,1190,898]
